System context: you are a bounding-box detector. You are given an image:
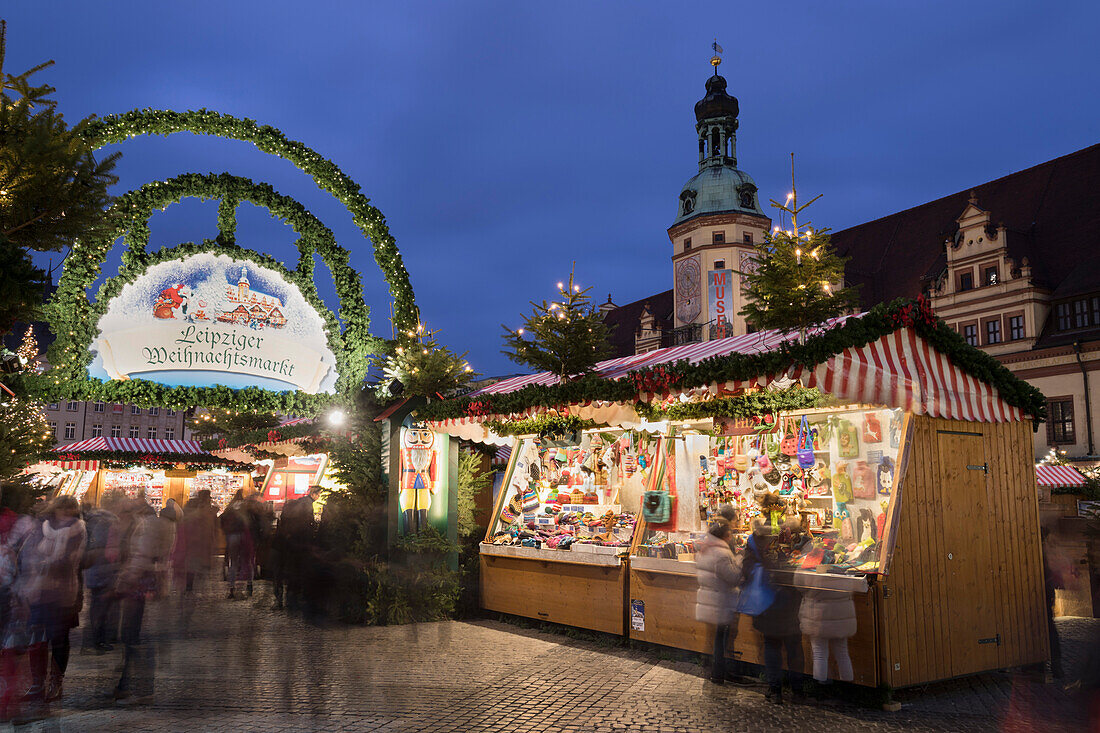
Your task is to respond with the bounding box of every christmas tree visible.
[738,155,860,341]
[501,266,612,379]
[379,323,478,399]
[16,325,38,371]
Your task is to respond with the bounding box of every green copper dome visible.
[673,166,764,226]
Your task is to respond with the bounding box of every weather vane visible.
[710,39,723,73]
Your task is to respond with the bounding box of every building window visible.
[984,319,1001,345]
[66,401,78,412]
[149,407,159,416]
[93,401,105,413]
[110,425,122,438]
[983,266,998,286]
[147,427,157,440]
[47,421,56,436]
[129,425,140,439]
[1074,299,1089,329]
[963,324,978,346]
[1056,302,1072,331]
[166,409,176,417]
[1009,315,1025,340]
[91,424,103,438]
[743,232,753,244]
[130,405,140,415]
[1092,297,1100,326]
[683,238,692,251]
[1048,398,1075,445]
[712,231,725,244]
[64,422,76,440]
[957,271,974,292]
[165,427,175,440]
[47,403,58,411]
[713,259,725,270]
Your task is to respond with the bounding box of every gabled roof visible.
[602,289,673,358]
[831,143,1100,305]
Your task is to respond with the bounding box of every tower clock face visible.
[675,255,702,323]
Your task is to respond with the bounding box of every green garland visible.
[484,414,600,437]
[198,420,321,452]
[419,299,1046,422]
[29,173,390,414]
[634,386,825,422]
[81,109,419,337]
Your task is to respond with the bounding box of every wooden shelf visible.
[480,542,624,567]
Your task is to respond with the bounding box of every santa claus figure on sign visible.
[400,422,437,533]
[153,283,192,320]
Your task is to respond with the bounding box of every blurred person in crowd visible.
[220,490,255,599]
[112,495,178,704]
[696,516,742,685]
[13,495,86,721]
[81,491,124,654]
[743,521,804,704]
[799,583,857,685]
[0,488,36,722]
[273,485,320,613]
[172,489,218,594]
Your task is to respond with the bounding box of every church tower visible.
[668,50,771,342]
[238,267,250,302]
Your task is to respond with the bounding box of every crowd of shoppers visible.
[0,483,323,723]
[695,506,857,704]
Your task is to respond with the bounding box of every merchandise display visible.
[484,431,648,554]
[635,407,902,580]
[102,469,167,510]
[186,471,247,510]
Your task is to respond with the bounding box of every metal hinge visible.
[966,463,988,474]
[978,634,1001,646]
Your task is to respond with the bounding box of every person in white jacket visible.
[695,517,742,684]
[799,587,857,683]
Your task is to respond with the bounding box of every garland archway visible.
[39,173,386,414]
[80,109,418,334]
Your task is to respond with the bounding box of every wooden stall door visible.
[937,429,1001,676]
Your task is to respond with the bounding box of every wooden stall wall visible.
[880,416,1048,688]
[481,556,626,635]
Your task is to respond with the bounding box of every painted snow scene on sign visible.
[90,252,338,394]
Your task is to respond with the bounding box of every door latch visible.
[966,463,988,474]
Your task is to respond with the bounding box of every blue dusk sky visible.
[5,1,1099,376]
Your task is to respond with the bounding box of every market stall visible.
[425,300,1049,688]
[479,428,652,634]
[46,437,253,509]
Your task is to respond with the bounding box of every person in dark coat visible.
[81,492,124,654]
[273,486,320,612]
[220,490,255,599]
[744,523,804,704]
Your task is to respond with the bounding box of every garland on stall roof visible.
[26,171,390,414]
[484,414,601,438]
[634,386,825,422]
[53,451,253,471]
[199,421,324,452]
[80,109,419,337]
[417,298,1046,423]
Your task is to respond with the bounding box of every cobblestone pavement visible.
[9,582,1096,732]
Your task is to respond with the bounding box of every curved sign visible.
[90,253,338,394]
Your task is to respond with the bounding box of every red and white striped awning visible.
[1036,464,1087,488]
[491,445,512,467]
[432,321,1027,443]
[42,460,100,471]
[53,437,206,455]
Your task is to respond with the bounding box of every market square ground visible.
[13,582,1094,732]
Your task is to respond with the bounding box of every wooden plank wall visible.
[880,416,1049,687]
[481,555,626,635]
